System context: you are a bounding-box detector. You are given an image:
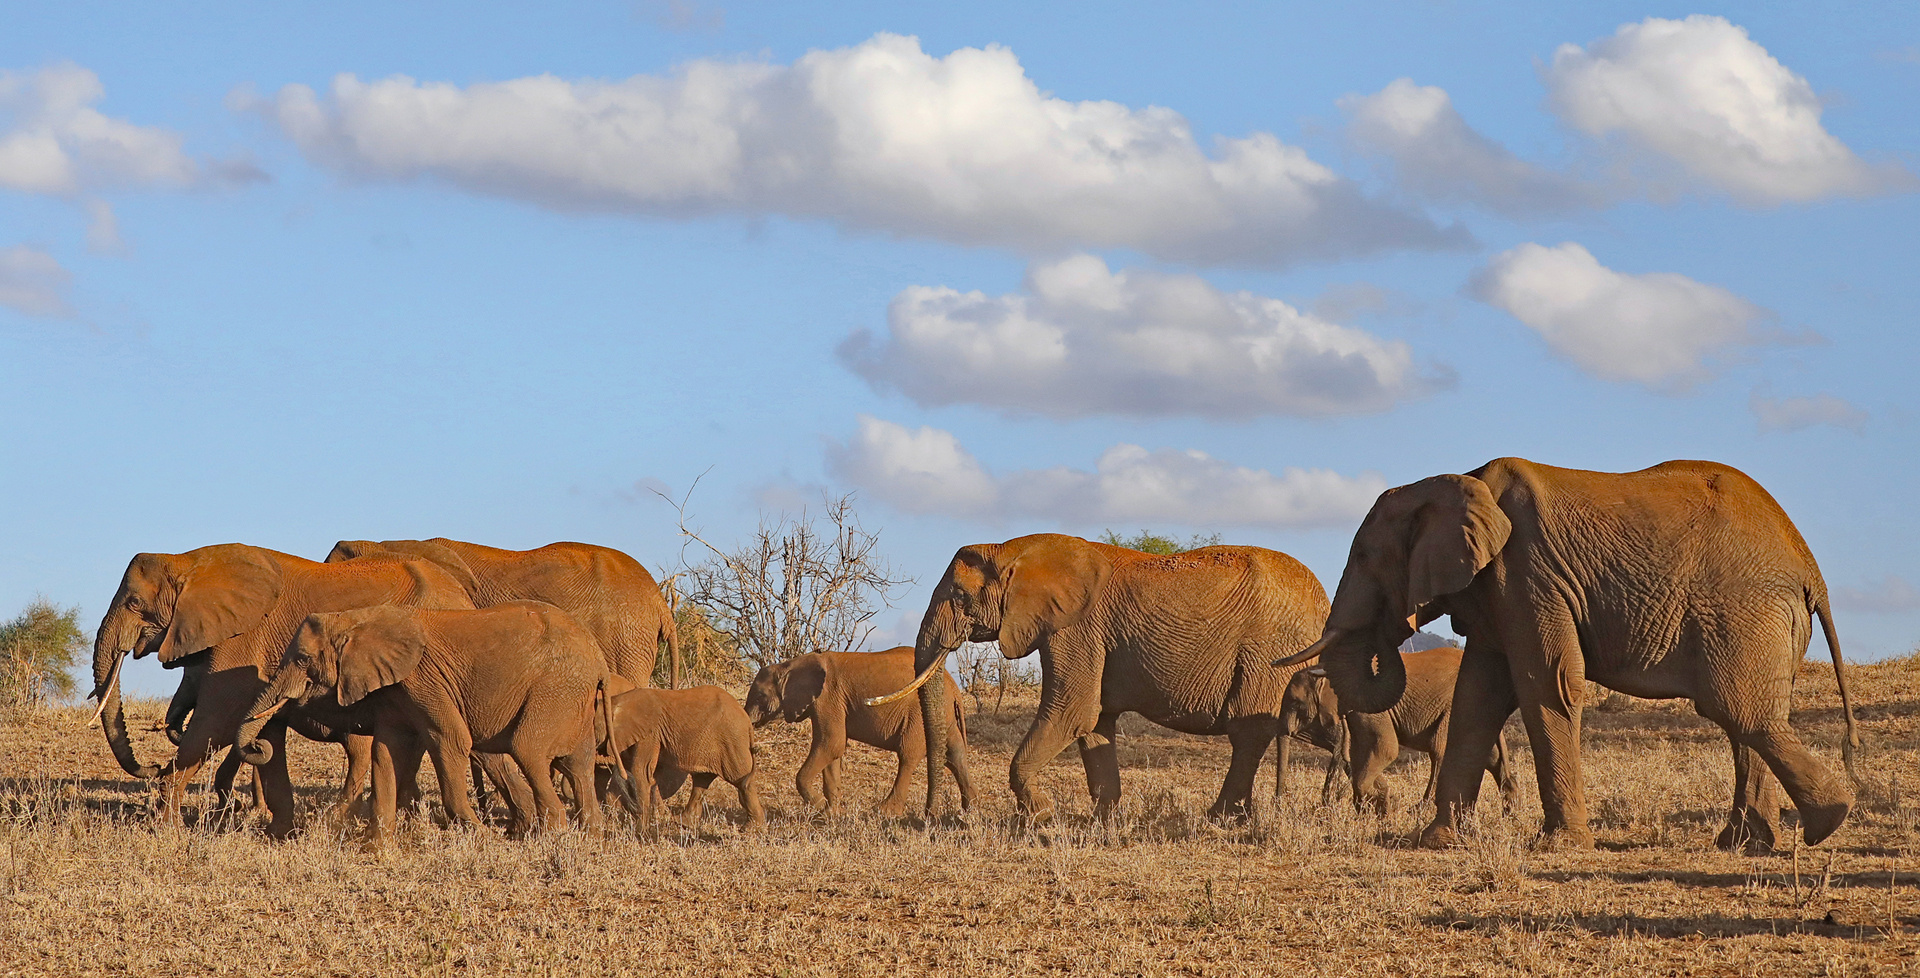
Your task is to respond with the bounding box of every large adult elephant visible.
[1277,457,1860,851]
[873,533,1328,821]
[89,544,474,837]
[325,538,678,688]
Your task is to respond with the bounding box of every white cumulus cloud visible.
[840,254,1442,419]
[1546,15,1912,205]
[1749,385,1867,433]
[1470,242,1777,390]
[0,63,199,195]
[0,245,73,318]
[827,416,1385,529]
[249,33,1463,266]
[1341,78,1601,215]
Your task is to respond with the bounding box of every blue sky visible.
[3,2,1916,695]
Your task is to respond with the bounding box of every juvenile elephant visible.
[89,544,474,837]
[605,685,765,832]
[1277,649,1518,815]
[744,647,976,817]
[875,533,1328,822]
[326,538,678,688]
[237,602,623,842]
[1279,458,1860,851]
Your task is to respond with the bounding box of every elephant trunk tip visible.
[236,740,273,766]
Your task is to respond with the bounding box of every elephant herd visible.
[87,456,1864,854]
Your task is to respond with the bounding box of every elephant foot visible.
[1716,811,1781,854]
[1205,799,1253,825]
[1532,826,1595,852]
[1800,797,1852,846]
[1418,821,1460,849]
[263,820,299,842]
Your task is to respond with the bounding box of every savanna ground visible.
[1,658,1916,977]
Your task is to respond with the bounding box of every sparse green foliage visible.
[1099,529,1223,555]
[0,598,87,709]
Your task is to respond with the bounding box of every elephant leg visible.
[1078,711,1122,820]
[1207,717,1272,822]
[208,749,244,821]
[656,767,688,801]
[795,733,836,813]
[1275,729,1292,800]
[1349,723,1396,817]
[822,759,844,815]
[1490,729,1520,813]
[946,732,977,811]
[879,739,917,818]
[1715,736,1783,853]
[1726,723,1852,846]
[1009,672,1100,820]
[1421,643,1519,849]
[558,742,604,835]
[1506,628,1593,849]
[387,738,429,824]
[511,748,567,834]
[681,772,715,827]
[475,754,532,835]
[733,771,767,832]
[1423,717,1450,805]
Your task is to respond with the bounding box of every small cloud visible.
[1750,385,1867,433]
[0,244,74,318]
[827,415,1385,529]
[0,63,199,196]
[1470,241,1777,391]
[842,254,1444,420]
[1833,575,1920,614]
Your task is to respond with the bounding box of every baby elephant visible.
[744,647,976,817]
[238,602,619,842]
[606,685,766,833]
[1278,646,1518,815]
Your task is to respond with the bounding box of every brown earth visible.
[0,655,1915,976]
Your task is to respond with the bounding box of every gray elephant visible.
[875,533,1328,822]
[1277,649,1517,814]
[1279,457,1860,851]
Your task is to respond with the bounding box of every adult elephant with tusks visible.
[1276,457,1861,852]
[871,533,1328,823]
[89,544,474,838]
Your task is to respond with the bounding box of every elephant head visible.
[1279,474,1510,715]
[90,545,284,778]
[870,534,1114,815]
[236,606,425,765]
[1279,667,1343,752]
[744,654,829,728]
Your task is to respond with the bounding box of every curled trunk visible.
[91,606,161,779]
[236,664,307,766]
[1322,636,1407,717]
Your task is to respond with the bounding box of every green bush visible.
[0,598,87,708]
[1099,529,1223,555]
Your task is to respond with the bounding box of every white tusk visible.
[1274,628,1344,668]
[87,655,124,728]
[864,649,951,707]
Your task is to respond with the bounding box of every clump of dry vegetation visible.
[0,654,1914,975]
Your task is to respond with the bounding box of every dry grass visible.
[2,657,1917,976]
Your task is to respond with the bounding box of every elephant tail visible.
[596,676,641,812]
[1812,587,1860,783]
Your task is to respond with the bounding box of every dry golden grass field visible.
[1,657,1917,977]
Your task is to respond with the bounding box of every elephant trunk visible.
[236,665,307,766]
[1321,631,1407,717]
[91,606,162,779]
[911,593,967,818]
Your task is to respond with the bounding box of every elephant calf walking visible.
[607,686,766,833]
[1278,648,1518,815]
[744,648,976,817]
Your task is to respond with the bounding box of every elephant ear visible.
[335,608,428,706]
[780,656,828,722]
[1403,474,1511,618]
[157,547,283,664]
[996,535,1111,659]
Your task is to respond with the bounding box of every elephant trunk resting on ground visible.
[1278,457,1860,851]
